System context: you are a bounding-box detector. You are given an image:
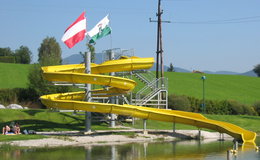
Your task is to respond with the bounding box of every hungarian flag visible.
[87,15,111,44]
[62,12,86,48]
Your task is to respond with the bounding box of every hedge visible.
[168,94,258,116]
[0,56,15,63]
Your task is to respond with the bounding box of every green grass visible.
[0,63,32,89]
[164,72,260,105]
[2,109,259,134]
[0,134,46,142]
[124,115,260,134]
[0,109,112,133]
[205,114,260,134]
[0,109,259,143]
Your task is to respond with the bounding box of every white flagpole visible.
[84,11,92,133]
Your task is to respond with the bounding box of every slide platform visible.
[40,56,256,143]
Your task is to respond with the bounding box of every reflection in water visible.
[0,138,259,160]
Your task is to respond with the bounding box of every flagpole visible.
[110,33,113,50]
[84,48,92,133]
[109,14,113,50]
[85,12,91,133]
[84,14,112,128]
[61,11,91,133]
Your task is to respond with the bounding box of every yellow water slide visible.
[40,56,256,143]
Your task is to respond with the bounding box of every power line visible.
[172,16,260,24]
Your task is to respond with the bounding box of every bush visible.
[253,101,260,116]
[218,100,232,115]
[168,95,255,116]
[205,100,215,114]
[0,88,32,104]
[243,105,257,116]
[227,100,244,115]
[0,56,15,63]
[168,94,191,111]
[0,89,18,105]
[187,97,201,113]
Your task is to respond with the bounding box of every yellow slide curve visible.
[40,56,256,143]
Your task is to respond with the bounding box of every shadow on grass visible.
[22,110,44,116]
[60,112,84,123]
[2,120,106,132]
[3,119,85,131]
[241,115,260,120]
[0,111,107,132]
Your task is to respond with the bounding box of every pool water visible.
[0,137,259,160]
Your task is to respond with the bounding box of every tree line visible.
[0,36,95,108]
[253,64,260,77]
[0,46,32,64]
[0,37,68,108]
[168,94,260,116]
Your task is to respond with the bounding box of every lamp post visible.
[201,75,206,113]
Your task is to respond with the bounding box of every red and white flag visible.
[62,12,86,48]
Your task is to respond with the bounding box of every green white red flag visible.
[87,15,111,44]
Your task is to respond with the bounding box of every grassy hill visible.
[164,72,260,105]
[0,63,32,89]
[0,62,259,105]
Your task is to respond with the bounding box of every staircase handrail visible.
[135,73,151,85]
[139,88,161,104]
[136,78,158,99]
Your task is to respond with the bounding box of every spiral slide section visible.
[40,56,256,143]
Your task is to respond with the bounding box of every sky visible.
[1,0,260,73]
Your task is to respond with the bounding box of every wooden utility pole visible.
[156,0,161,80]
[150,0,170,80]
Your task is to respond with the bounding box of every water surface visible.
[1,137,259,160]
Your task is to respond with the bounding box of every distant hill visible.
[240,70,257,77]
[150,64,190,73]
[63,53,105,64]
[203,70,239,75]
[63,54,257,77]
[203,70,257,77]
[62,54,83,64]
[63,54,192,73]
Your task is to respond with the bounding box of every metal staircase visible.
[132,75,168,109]
[133,70,154,86]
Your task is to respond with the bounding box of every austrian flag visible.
[62,12,86,48]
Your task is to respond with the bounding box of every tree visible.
[253,64,260,77]
[38,37,62,66]
[0,47,15,63]
[0,47,13,56]
[79,44,96,63]
[28,64,69,100]
[14,46,32,64]
[28,37,68,107]
[167,63,175,72]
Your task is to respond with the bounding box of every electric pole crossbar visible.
[149,0,171,80]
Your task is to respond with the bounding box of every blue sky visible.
[1,0,260,73]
